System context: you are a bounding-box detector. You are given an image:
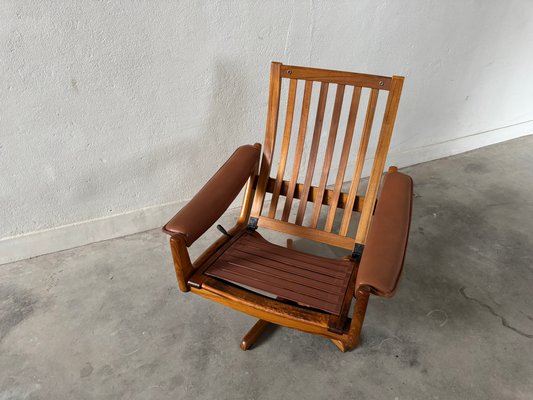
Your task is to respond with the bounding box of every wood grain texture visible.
[354,77,404,244]
[339,89,379,236]
[282,80,313,221]
[250,62,282,219]
[240,319,272,351]
[206,231,355,315]
[268,79,297,218]
[169,235,193,292]
[192,278,372,350]
[324,86,362,233]
[165,63,406,352]
[295,82,329,225]
[265,177,364,212]
[280,64,391,90]
[310,84,345,228]
[187,228,249,289]
[258,216,354,250]
[238,143,261,224]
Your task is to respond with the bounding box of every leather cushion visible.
[355,171,413,297]
[163,145,259,246]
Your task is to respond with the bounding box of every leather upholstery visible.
[205,230,356,315]
[355,171,413,297]
[162,145,260,246]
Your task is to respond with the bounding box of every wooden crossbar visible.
[265,177,364,212]
[280,64,391,90]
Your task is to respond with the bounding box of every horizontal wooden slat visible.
[280,65,391,90]
[266,177,364,212]
[208,264,343,313]
[221,252,347,292]
[232,242,348,279]
[188,229,248,289]
[197,277,341,334]
[258,216,354,250]
[205,231,355,315]
[238,234,350,272]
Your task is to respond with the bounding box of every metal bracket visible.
[352,243,364,261]
[247,217,259,231]
[188,280,201,289]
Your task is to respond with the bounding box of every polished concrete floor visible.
[1,136,533,399]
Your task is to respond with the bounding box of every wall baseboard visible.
[1,122,532,266]
[0,200,186,265]
[387,120,533,171]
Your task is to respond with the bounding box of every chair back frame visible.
[249,62,404,251]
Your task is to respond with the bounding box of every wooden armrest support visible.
[162,144,260,246]
[355,169,413,297]
[169,234,194,292]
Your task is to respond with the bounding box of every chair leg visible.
[330,339,349,352]
[331,286,371,352]
[345,286,371,351]
[240,319,272,351]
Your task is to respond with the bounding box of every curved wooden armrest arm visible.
[162,144,260,246]
[355,169,413,297]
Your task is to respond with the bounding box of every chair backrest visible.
[249,62,404,251]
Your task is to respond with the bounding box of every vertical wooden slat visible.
[281,80,313,221]
[353,76,405,245]
[250,62,282,219]
[339,89,379,236]
[268,79,298,218]
[238,143,262,225]
[295,82,329,225]
[323,86,362,232]
[309,84,346,228]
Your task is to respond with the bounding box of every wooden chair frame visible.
[164,62,411,352]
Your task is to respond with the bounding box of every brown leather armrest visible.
[162,145,260,246]
[355,170,413,297]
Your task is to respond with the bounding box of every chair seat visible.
[205,231,356,316]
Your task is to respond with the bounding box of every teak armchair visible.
[163,62,413,352]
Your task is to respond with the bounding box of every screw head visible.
[379,81,384,86]
[287,70,292,75]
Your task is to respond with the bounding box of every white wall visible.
[1,0,533,264]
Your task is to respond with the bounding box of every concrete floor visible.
[1,136,533,399]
